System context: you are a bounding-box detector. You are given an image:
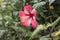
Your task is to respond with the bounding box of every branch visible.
[29,17,60,40]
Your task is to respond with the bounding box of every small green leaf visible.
[33,1,46,9]
[32,0,38,3]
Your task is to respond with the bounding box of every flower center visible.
[30,13,33,17]
[26,12,33,18]
[29,12,33,17]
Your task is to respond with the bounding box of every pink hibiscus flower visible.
[19,5,38,29]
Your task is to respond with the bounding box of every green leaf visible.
[29,25,44,40]
[40,36,50,40]
[39,12,46,19]
[29,17,60,40]
[32,0,38,3]
[11,26,32,33]
[0,0,3,5]
[4,16,13,23]
[39,31,56,40]
[33,1,46,9]
[51,17,60,28]
[0,14,2,21]
[0,30,5,38]
[48,0,55,5]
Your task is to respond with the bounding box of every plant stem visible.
[50,17,60,40]
[51,17,60,30]
[46,0,53,23]
[45,0,53,40]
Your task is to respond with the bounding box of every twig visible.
[45,0,53,40]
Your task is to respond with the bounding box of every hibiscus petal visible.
[31,16,38,29]
[21,18,32,27]
[20,16,29,22]
[31,9,36,16]
[19,11,26,16]
[24,5,32,14]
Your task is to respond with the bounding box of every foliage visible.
[0,0,60,40]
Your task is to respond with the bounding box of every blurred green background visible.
[0,0,60,40]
